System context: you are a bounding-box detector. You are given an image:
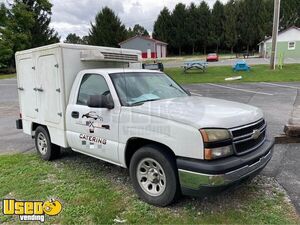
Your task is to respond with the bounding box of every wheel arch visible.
[124,137,176,168]
[31,123,50,138]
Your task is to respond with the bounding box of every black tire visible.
[35,126,60,161]
[129,145,180,206]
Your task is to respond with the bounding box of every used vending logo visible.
[2,199,62,222]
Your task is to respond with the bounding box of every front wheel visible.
[35,126,60,161]
[129,145,180,206]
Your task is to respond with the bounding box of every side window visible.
[77,74,110,105]
[288,41,296,50]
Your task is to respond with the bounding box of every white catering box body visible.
[15,43,142,147]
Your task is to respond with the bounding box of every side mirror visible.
[87,95,114,109]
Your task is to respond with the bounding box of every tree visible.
[64,33,84,44]
[20,0,60,47]
[82,36,89,44]
[224,0,238,53]
[1,1,35,67]
[170,3,188,55]
[238,0,269,51]
[0,3,7,25]
[210,0,225,52]
[131,24,149,37]
[296,4,300,27]
[0,4,13,68]
[153,7,172,43]
[186,3,199,54]
[280,0,299,30]
[263,0,274,36]
[198,1,211,54]
[127,27,135,38]
[127,24,149,38]
[297,2,300,27]
[88,7,127,47]
[0,0,59,68]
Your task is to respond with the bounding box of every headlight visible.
[204,146,233,160]
[200,129,233,160]
[200,129,231,142]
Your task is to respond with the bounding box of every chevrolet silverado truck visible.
[15,44,274,206]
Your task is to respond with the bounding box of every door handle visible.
[34,87,43,92]
[102,125,110,130]
[71,111,79,118]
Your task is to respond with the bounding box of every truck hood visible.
[130,96,263,129]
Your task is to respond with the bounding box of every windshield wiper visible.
[129,99,159,106]
[169,84,185,94]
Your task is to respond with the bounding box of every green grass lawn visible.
[165,64,300,84]
[0,74,16,80]
[0,152,299,224]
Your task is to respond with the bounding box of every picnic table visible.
[142,62,164,72]
[183,60,208,73]
[232,60,250,72]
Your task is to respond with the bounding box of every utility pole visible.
[270,0,281,70]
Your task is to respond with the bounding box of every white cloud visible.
[48,0,228,41]
[50,0,125,40]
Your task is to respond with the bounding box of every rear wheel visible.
[129,145,180,206]
[35,126,60,161]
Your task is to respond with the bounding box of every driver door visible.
[66,73,120,164]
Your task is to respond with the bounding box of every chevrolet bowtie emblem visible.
[252,129,261,139]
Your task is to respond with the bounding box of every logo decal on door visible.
[76,111,109,133]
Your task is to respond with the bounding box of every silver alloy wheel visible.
[37,133,48,155]
[136,158,166,197]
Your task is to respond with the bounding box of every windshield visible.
[109,72,188,106]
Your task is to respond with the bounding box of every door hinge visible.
[18,87,24,91]
[54,64,59,68]
[57,112,62,117]
[32,66,35,70]
[56,88,61,93]
[35,108,39,112]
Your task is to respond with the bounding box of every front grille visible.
[231,119,265,138]
[234,130,266,154]
[101,52,138,62]
[230,119,266,155]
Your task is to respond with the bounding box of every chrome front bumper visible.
[177,138,274,195]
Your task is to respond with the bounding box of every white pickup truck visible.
[16,44,274,206]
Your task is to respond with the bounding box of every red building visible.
[119,36,168,59]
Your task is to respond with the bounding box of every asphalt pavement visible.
[0,78,299,213]
[263,143,300,214]
[0,78,34,154]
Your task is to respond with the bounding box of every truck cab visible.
[16,44,274,206]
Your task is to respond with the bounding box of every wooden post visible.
[270,0,281,70]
